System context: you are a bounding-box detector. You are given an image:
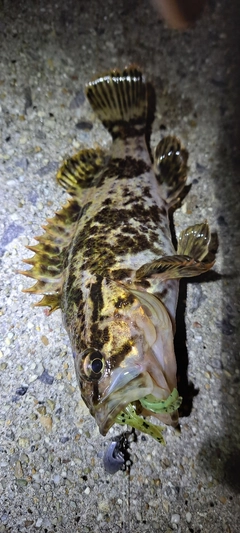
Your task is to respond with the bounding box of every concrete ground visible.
[0,0,240,531]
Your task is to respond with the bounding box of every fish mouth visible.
[92,290,181,438]
[93,356,181,439]
[95,369,154,435]
[94,366,175,436]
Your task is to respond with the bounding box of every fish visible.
[20,66,214,444]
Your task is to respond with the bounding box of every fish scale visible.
[20,66,214,444]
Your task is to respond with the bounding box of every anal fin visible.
[154,135,188,205]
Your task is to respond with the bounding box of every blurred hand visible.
[151,0,207,29]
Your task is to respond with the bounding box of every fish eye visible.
[81,348,105,382]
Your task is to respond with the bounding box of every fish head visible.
[74,281,179,438]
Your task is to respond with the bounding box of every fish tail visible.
[86,65,147,139]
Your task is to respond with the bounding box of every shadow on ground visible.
[197,0,240,494]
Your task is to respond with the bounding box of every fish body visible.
[21,67,214,443]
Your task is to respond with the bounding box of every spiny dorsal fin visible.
[34,294,60,314]
[86,65,147,139]
[20,198,80,312]
[56,147,107,195]
[21,147,108,312]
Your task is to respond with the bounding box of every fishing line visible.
[103,428,136,532]
[122,455,131,533]
[121,428,137,533]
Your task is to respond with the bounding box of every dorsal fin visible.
[86,65,147,139]
[57,147,107,196]
[20,148,107,313]
[19,199,80,313]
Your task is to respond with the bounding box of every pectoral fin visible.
[136,254,214,281]
[136,222,214,281]
[177,222,210,260]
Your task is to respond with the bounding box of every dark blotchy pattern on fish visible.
[21,66,214,443]
[68,199,169,278]
[96,156,151,186]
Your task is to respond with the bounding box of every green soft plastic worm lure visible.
[140,388,182,415]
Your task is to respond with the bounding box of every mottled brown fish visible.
[21,66,214,444]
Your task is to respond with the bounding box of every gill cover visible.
[127,287,178,393]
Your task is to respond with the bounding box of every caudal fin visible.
[86,66,147,139]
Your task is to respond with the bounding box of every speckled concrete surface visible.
[0,1,240,532]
